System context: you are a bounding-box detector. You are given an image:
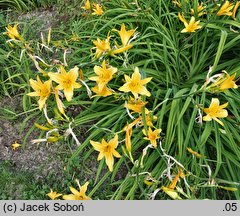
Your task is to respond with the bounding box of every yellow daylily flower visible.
[89,60,118,91]
[110,23,136,55]
[124,97,148,114]
[92,3,104,16]
[110,44,133,56]
[81,0,91,10]
[232,1,240,19]
[92,37,111,58]
[11,141,21,151]
[190,3,206,17]
[203,98,228,126]
[54,88,65,114]
[91,84,113,97]
[126,116,142,129]
[63,180,91,200]
[144,113,158,128]
[172,0,182,8]
[47,189,62,200]
[168,170,184,190]
[217,1,234,16]
[219,73,238,90]
[27,76,52,110]
[90,135,121,172]
[116,23,136,46]
[119,67,152,99]
[48,66,82,101]
[122,117,142,153]
[207,71,238,92]
[143,127,162,148]
[70,34,80,42]
[4,23,24,41]
[178,13,202,33]
[125,124,133,152]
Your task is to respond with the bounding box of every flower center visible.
[63,79,72,88]
[130,81,139,88]
[104,145,111,154]
[38,88,49,97]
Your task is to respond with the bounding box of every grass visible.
[0,0,239,200]
[0,0,56,11]
[0,160,50,199]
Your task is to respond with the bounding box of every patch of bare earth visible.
[0,96,65,180]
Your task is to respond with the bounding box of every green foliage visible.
[0,0,56,11]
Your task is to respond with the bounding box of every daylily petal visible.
[27,92,40,97]
[113,150,121,158]
[38,97,48,110]
[140,77,152,85]
[203,115,212,121]
[110,134,119,148]
[64,88,74,101]
[210,98,220,107]
[105,153,114,172]
[90,140,102,151]
[97,152,105,160]
[219,102,229,109]
[62,194,80,200]
[69,187,81,196]
[80,182,89,195]
[119,84,130,93]
[212,117,224,126]
[216,109,228,118]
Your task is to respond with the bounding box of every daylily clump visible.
[4,0,239,200]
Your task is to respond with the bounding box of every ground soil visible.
[0,95,65,180]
